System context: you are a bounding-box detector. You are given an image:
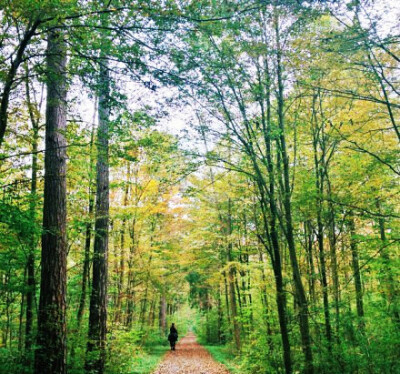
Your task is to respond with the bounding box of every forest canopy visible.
[0,0,399,373]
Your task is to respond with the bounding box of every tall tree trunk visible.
[159,292,167,333]
[223,271,230,322]
[126,218,137,327]
[304,221,316,305]
[34,29,68,374]
[377,204,400,323]
[348,215,364,321]
[19,269,26,351]
[85,62,110,374]
[245,253,253,325]
[327,185,340,338]
[228,263,240,351]
[25,74,39,353]
[140,292,148,330]
[5,274,12,348]
[249,42,293,372]
[217,285,225,343]
[311,107,332,346]
[115,164,130,323]
[259,55,292,374]
[227,199,240,351]
[140,249,153,331]
[114,221,125,323]
[77,189,94,327]
[77,120,96,327]
[149,300,156,326]
[235,275,243,320]
[266,222,292,374]
[258,250,273,336]
[274,10,313,372]
[316,219,332,345]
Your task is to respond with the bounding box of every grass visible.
[107,343,169,374]
[128,344,169,374]
[203,344,242,374]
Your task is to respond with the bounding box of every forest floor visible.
[153,332,231,374]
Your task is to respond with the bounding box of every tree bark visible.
[348,215,364,320]
[34,29,68,374]
[77,121,96,327]
[304,221,316,305]
[274,10,313,372]
[327,185,340,338]
[77,191,94,327]
[227,199,241,351]
[25,73,39,353]
[377,204,400,323]
[85,62,110,374]
[115,165,130,323]
[217,285,225,343]
[126,217,137,327]
[311,104,332,346]
[159,293,167,333]
[261,58,292,374]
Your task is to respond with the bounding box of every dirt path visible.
[153,332,231,374]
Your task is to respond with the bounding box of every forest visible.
[0,0,399,373]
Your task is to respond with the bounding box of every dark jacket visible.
[168,326,178,342]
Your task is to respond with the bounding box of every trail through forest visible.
[153,333,231,374]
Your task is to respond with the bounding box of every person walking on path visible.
[154,332,231,374]
[168,323,178,350]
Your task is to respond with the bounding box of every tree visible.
[34,28,68,374]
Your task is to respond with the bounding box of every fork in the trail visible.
[153,332,231,374]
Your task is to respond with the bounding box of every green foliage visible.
[106,327,168,374]
[203,345,242,374]
[239,333,282,374]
